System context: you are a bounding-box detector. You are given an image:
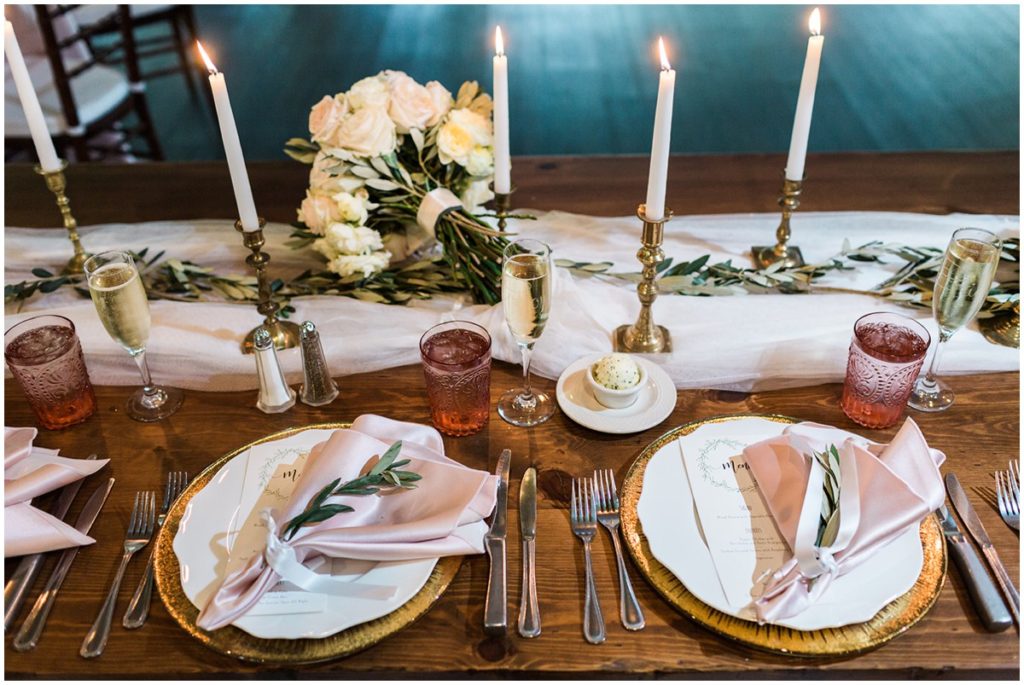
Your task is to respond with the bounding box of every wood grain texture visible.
[3,151,1019,228]
[3,365,1019,679]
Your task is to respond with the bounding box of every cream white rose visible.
[308,94,348,145]
[437,108,492,166]
[332,191,370,226]
[335,106,397,157]
[460,179,494,214]
[298,192,343,235]
[321,222,385,255]
[465,146,494,177]
[327,252,391,279]
[425,81,452,127]
[386,72,435,134]
[347,75,389,110]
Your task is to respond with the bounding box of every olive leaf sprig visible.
[281,440,421,541]
[813,445,842,548]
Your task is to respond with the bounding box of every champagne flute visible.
[498,239,555,427]
[908,227,1002,412]
[84,250,184,421]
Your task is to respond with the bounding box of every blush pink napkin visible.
[196,415,498,631]
[742,418,945,624]
[4,427,108,557]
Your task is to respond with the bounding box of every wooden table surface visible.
[4,152,1020,679]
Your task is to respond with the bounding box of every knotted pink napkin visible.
[4,427,108,557]
[196,415,498,631]
[743,418,945,624]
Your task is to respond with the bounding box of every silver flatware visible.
[483,448,511,635]
[995,461,1019,532]
[517,466,541,638]
[570,477,605,644]
[13,477,115,652]
[936,504,1011,632]
[80,490,156,658]
[4,454,98,631]
[593,469,644,630]
[123,471,189,628]
[946,473,1019,625]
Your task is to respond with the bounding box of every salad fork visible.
[81,491,155,658]
[123,472,189,628]
[570,477,605,644]
[593,469,645,630]
[995,461,1019,532]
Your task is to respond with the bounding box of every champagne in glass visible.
[498,239,555,426]
[908,228,1002,412]
[85,250,184,422]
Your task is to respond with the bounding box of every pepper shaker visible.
[299,321,339,406]
[253,326,296,413]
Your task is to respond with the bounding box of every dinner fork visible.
[570,477,605,644]
[80,491,155,658]
[123,472,189,628]
[593,469,645,630]
[995,461,1019,532]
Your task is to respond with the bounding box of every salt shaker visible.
[253,327,296,413]
[299,321,339,406]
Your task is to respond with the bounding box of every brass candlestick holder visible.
[490,183,515,231]
[980,300,1020,349]
[35,160,89,275]
[752,175,806,269]
[236,219,301,354]
[613,205,673,353]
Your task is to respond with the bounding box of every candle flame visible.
[658,37,671,71]
[809,8,821,36]
[495,26,504,56]
[196,41,217,74]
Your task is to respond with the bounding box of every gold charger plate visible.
[154,422,462,665]
[620,413,947,657]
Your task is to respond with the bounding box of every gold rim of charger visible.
[153,422,462,665]
[619,413,947,658]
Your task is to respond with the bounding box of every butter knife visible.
[936,504,1012,631]
[946,473,1019,625]
[4,454,98,630]
[483,448,511,635]
[13,477,115,652]
[517,467,541,637]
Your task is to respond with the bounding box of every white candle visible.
[4,21,61,172]
[785,8,824,182]
[644,38,675,222]
[492,26,511,194]
[197,42,260,231]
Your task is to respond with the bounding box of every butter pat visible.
[591,353,641,391]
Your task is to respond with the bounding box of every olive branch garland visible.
[281,440,421,542]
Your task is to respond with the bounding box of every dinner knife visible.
[935,504,1012,632]
[946,473,1020,625]
[13,477,115,652]
[517,467,541,638]
[483,448,511,635]
[4,454,98,631]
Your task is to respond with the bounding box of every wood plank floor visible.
[127,4,1019,161]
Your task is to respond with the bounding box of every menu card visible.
[678,432,789,610]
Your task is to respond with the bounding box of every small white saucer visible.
[556,354,677,434]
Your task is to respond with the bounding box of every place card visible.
[678,430,789,610]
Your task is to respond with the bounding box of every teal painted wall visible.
[149,4,1019,160]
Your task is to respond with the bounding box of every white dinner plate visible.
[636,416,924,631]
[173,428,437,640]
[556,354,677,434]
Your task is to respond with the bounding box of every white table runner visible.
[4,211,1019,392]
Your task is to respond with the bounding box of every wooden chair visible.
[4,6,163,162]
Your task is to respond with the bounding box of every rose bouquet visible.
[285,71,510,305]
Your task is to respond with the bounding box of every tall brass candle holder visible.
[980,300,1020,349]
[613,205,673,353]
[490,183,515,231]
[35,160,89,275]
[236,219,301,354]
[752,175,806,269]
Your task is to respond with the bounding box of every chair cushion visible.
[5,56,130,138]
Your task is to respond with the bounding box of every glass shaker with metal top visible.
[299,321,339,406]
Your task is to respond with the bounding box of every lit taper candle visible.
[4,20,61,171]
[493,26,511,194]
[644,37,675,222]
[785,8,824,182]
[197,41,260,231]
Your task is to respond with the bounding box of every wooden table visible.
[4,153,1020,679]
